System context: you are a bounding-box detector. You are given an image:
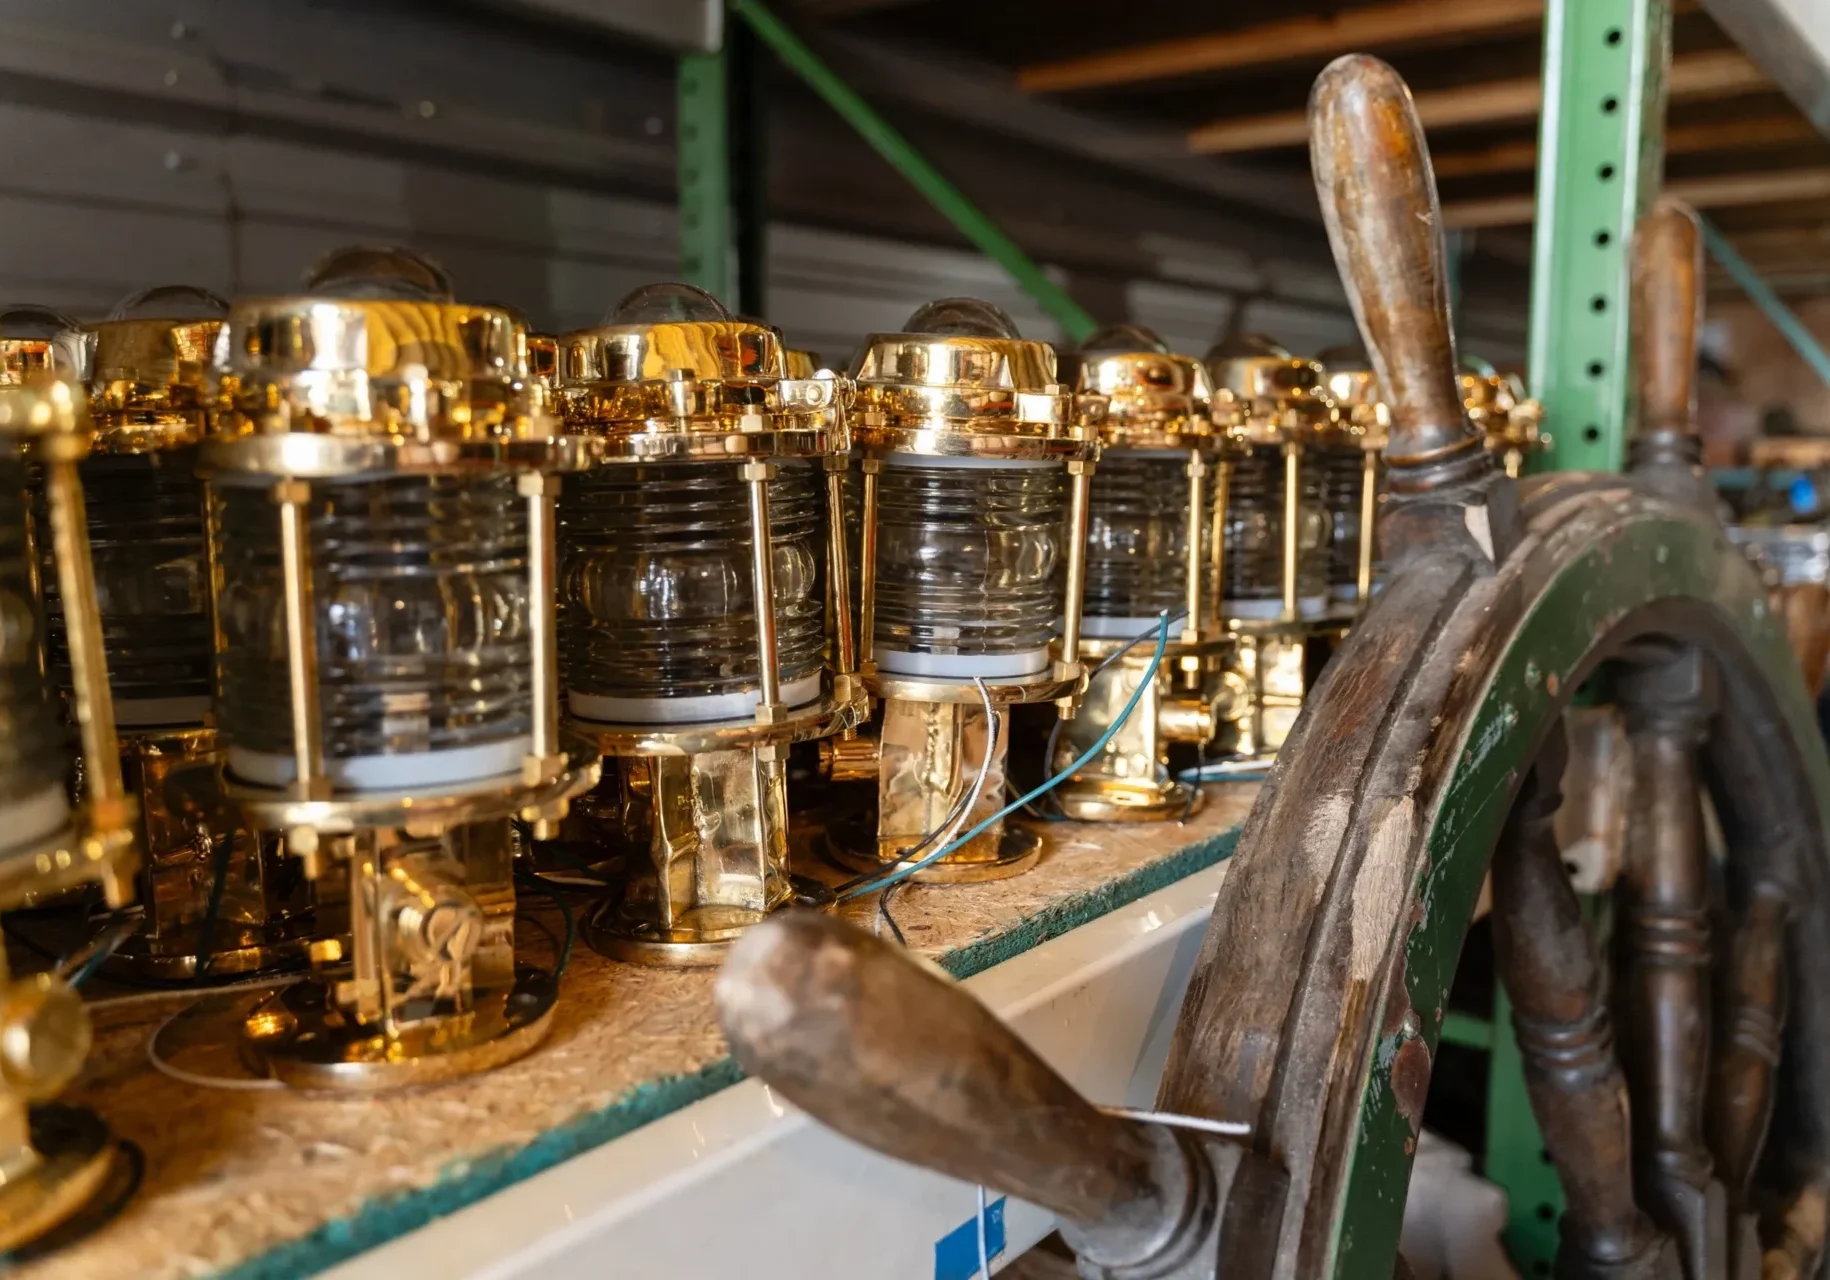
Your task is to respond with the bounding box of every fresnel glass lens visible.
[203,246,599,1088]
[1319,345,1390,608]
[0,369,141,1248]
[53,286,311,979]
[555,283,861,964]
[1205,336,1345,760]
[1050,326,1232,820]
[831,298,1094,881]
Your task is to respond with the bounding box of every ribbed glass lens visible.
[1083,452,1204,630]
[1223,446,1329,617]
[559,461,823,720]
[1321,449,1365,599]
[215,474,532,787]
[0,452,70,855]
[39,449,211,725]
[873,460,1064,675]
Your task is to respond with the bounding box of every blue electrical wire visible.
[834,611,1173,904]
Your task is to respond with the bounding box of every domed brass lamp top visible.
[1075,325,1213,451]
[1317,347,1391,448]
[87,285,226,452]
[556,283,841,462]
[784,348,821,379]
[1206,345,1342,449]
[208,246,554,474]
[850,297,1090,460]
[0,306,86,388]
[525,333,559,389]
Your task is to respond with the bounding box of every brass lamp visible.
[67,286,311,979]
[828,298,1094,880]
[1461,368,1545,478]
[203,247,599,1088]
[552,283,863,964]
[0,374,140,1250]
[1049,326,1229,820]
[1204,338,1341,761]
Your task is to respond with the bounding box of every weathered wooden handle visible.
[716,911,1187,1237]
[1631,198,1704,436]
[1308,55,1475,475]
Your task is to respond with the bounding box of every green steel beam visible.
[730,0,1098,342]
[1527,0,1674,474]
[1701,215,1830,390]
[1439,1011,1494,1051]
[678,49,732,300]
[1485,989,1562,1275]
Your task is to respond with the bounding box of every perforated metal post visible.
[678,49,731,299]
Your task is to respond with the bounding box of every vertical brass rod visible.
[275,480,325,798]
[1183,449,1205,640]
[745,461,782,712]
[201,482,228,702]
[1060,459,1093,669]
[859,456,881,667]
[523,472,560,762]
[1356,448,1378,604]
[1211,456,1231,617]
[1281,441,1301,620]
[44,455,122,808]
[20,492,44,681]
[824,457,855,676]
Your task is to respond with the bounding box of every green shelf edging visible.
[212,822,1245,1280]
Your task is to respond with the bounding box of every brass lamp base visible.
[104,922,313,983]
[816,819,1045,885]
[240,968,557,1090]
[0,1106,132,1258]
[1050,776,1203,824]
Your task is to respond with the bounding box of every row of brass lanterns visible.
[0,251,1564,1253]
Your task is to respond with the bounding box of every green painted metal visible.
[1702,215,1830,390]
[1437,1011,1494,1051]
[678,49,732,300]
[1526,0,1673,474]
[730,0,1098,343]
[1328,508,1830,1277]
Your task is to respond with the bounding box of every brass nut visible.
[0,974,91,1100]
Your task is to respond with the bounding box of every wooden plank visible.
[1018,0,1543,94]
[1189,49,1766,154]
[1446,167,1830,227]
[1434,115,1819,178]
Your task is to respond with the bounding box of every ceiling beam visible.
[1018,0,1542,95]
[1433,115,1819,178]
[1188,49,1767,154]
[1444,167,1830,228]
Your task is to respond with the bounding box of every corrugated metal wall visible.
[0,0,1524,365]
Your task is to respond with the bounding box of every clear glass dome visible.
[559,461,824,719]
[215,473,532,787]
[873,460,1065,675]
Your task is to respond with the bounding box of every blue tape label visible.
[933,1197,1007,1280]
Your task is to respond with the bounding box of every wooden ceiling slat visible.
[1017,0,1542,95]
[1434,115,1820,178]
[1188,49,1767,154]
[1444,167,1830,227]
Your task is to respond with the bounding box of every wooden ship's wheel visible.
[712,55,1830,1280]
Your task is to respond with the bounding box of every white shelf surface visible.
[323,861,1230,1280]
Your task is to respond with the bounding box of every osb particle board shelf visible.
[18,783,1258,1280]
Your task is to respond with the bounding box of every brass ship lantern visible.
[72,287,311,979]
[1204,337,1340,761]
[1049,326,1227,820]
[1460,367,1545,477]
[553,283,862,964]
[0,373,140,1249]
[202,247,599,1087]
[831,298,1094,880]
[1319,347,1388,606]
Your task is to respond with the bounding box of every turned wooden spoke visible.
[1617,655,1726,1280]
[1492,743,1677,1279]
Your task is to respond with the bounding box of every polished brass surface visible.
[0,307,87,387]
[1461,370,1545,478]
[1050,652,1206,823]
[87,288,225,453]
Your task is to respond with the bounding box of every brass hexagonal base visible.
[0,1107,131,1258]
[815,820,1045,885]
[1050,777,1203,824]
